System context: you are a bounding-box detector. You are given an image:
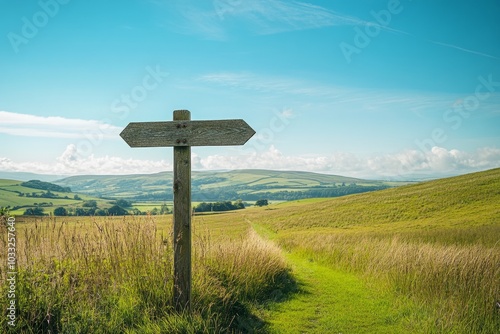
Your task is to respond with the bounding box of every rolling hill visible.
[53,169,410,201]
[250,167,500,233]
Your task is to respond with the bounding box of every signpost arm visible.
[172,109,192,311]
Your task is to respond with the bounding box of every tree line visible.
[241,185,390,201]
[21,180,71,193]
[193,199,268,212]
[22,200,171,217]
[130,185,390,202]
[18,198,269,216]
[193,200,245,213]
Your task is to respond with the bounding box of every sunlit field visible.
[247,168,500,333]
[0,215,293,333]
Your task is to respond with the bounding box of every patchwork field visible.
[53,169,409,201]
[0,179,112,215]
[1,168,499,333]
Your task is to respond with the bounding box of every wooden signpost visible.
[120,109,255,311]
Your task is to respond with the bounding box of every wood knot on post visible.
[173,178,180,193]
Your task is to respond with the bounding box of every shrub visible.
[53,207,68,216]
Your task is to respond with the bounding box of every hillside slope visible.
[246,167,499,333]
[249,167,500,238]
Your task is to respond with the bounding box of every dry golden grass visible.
[0,215,292,333]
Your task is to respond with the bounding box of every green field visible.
[1,168,498,333]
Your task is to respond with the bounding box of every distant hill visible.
[54,169,411,201]
[0,171,66,182]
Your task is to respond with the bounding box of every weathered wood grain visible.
[172,110,191,311]
[120,119,255,147]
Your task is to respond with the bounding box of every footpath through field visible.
[254,226,415,333]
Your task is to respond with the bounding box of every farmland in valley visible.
[53,169,409,201]
[1,169,410,215]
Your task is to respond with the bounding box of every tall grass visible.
[0,216,293,333]
[202,229,291,302]
[279,229,500,333]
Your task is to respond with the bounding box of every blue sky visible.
[1,0,499,179]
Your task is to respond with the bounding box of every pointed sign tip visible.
[119,119,256,147]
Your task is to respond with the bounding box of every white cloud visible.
[193,145,500,179]
[192,145,360,173]
[1,144,498,179]
[0,111,122,139]
[0,144,171,176]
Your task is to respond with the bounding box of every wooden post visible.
[173,109,191,311]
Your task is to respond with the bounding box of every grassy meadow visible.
[0,215,294,333]
[1,167,499,333]
[248,168,500,333]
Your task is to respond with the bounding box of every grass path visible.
[252,223,415,333]
[262,252,416,333]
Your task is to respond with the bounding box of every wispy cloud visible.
[198,72,341,97]
[162,0,365,40]
[198,71,500,119]
[219,0,362,34]
[0,111,122,139]
[161,0,497,64]
[429,40,500,61]
[196,71,466,115]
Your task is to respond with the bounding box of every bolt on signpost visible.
[120,109,255,311]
